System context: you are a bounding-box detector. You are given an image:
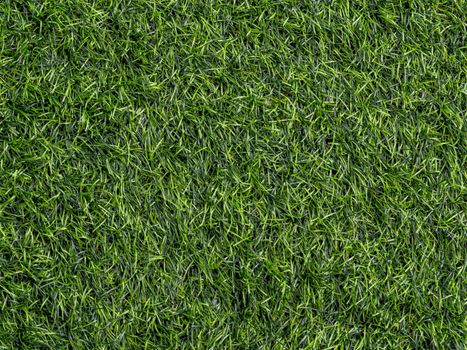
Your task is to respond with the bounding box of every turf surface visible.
[0,0,466,348]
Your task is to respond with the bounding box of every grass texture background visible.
[0,0,466,348]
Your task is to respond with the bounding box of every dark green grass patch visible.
[0,0,466,348]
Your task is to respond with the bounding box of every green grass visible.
[0,0,466,348]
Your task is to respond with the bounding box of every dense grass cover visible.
[0,0,466,348]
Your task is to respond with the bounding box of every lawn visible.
[0,0,466,348]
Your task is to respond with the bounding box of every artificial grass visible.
[0,0,466,348]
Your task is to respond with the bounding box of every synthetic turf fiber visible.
[0,0,466,348]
